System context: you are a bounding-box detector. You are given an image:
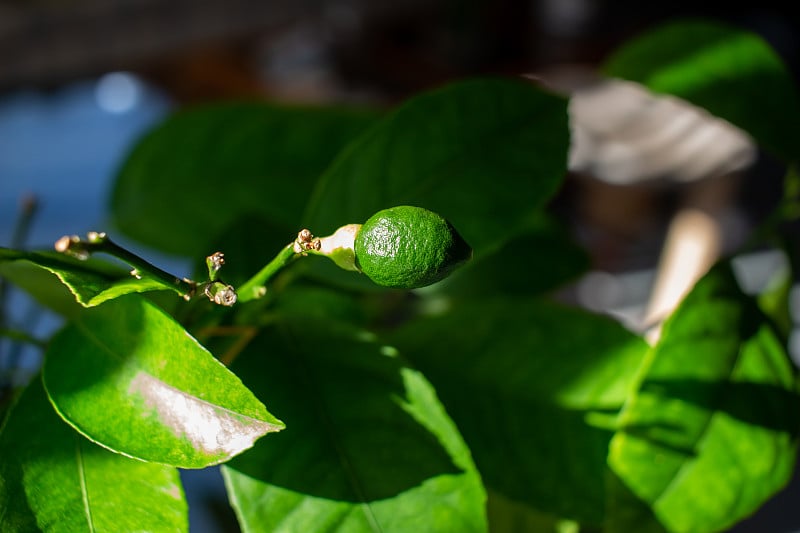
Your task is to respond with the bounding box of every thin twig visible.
[55,232,197,299]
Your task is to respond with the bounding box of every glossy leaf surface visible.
[42,295,284,468]
[607,264,799,532]
[303,79,569,257]
[390,298,648,525]
[0,248,173,311]
[604,19,800,162]
[112,103,378,256]
[222,318,487,532]
[0,377,188,532]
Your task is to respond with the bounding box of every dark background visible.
[2,1,797,100]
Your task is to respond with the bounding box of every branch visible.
[54,232,237,306]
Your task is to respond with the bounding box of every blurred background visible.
[1,1,798,531]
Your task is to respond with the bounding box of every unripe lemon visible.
[354,206,472,289]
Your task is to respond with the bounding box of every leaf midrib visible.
[75,436,96,533]
[280,325,384,533]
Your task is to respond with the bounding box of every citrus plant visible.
[1,18,799,533]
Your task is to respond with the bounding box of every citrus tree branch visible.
[55,231,198,298]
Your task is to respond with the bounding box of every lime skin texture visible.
[354,206,472,289]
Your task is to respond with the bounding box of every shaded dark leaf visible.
[222,318,487,532]
[390,298,648,525]
[112,103,378,256]
[303,79,569,258]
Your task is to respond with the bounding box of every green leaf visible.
[269,283,369,326]
[604,19,800,162]
[389,298,648,525]
[0,248,175,312]
[433,214,589,299]
[41,294,284,468]
[111,102,378,257]
[303,78,570,257]
[0,377,188,532]
[221,318,487,533]
[607,264,800,533]
[486,490,578,533]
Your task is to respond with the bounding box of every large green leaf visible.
[221,318,487,533]
[0,377,188,532]
[389,298,648,526]
[432,214,589,299]
[111,103,378,257]
[607,264,799,532]
[41,294,284,468]
[303,79,569,257]
[604,19,800,162]
[0,248,177,312]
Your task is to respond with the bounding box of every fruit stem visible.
[237,242,299,302]
[237,224,362,302]
[305,224,361,272]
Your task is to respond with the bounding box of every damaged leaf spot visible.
[129,372,283,460]
[42,295,284,468]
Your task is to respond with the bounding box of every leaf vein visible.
[281,326,384,533]
[75,436,96,533]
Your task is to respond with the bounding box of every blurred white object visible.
[534,69,759,340]
[643,208,721,344]
[568,78,757,185]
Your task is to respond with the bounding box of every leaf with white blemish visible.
[42,294,284,469]
[0,377,189,532]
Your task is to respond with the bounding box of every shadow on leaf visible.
[225,320,461,502]
[641,379,800,437]
[463,402,620,527]
[605,467,667,533]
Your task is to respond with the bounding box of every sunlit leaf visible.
[112,103,378,257]
[303,78,569,257]
[42,295,284,468]
[606,264,799,532]
[604,19,800,162]
[390,298,648,526]
[0,248,176,311]
[222,318,487,532]
[0,377,188,532]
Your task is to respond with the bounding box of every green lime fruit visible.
[354,206,472,289]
